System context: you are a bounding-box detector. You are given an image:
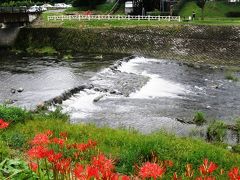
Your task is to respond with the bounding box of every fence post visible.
[78,15,81,21]
[108,14,110,20]
[138,15,140,20]
[54,16,56,21]
[128,15,130,20]
[168,15,170,21]
[178,16,181,22]
[148,15,150,21]
[88,15,90,20]
[158,15,160,21]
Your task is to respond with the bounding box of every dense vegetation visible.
[179,1,240,18]
[0,105,240,179]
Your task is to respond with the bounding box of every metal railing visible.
[47,15,181,22]
[0,7,27,13]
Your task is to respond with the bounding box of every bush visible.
[0,158,37,179]
[207,121,227,142]
[0,105,31,124]
[225,72,238,81]
[0,140,11,161]
[193,111,206,125]
[226,11,240,17]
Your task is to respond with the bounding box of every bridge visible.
[0,7,39,27]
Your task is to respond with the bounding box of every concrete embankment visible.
[12,25,240,65]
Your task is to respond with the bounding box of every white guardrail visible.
[47,15,181,22]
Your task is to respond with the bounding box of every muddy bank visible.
[12,25,240,65]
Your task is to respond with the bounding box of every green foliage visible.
[233,145,240,154]
[26,46,58,55]
[180,1,240,18]
[0,141,11,161]
[207,121,227,142]
[0,105,31,124]
[225,72,238,81]
[193,111,206,125]
[5,118,240,174]
[0,158,37,180]
[34,107,69,122]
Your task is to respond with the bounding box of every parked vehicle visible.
[125,1,133,15]
[54,3,72,9]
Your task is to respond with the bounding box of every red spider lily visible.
[59,131,68,139]
[47,152,62,164]
[55,158,71,174]
[185,164,194,177]
[173,172,182,180]
[92,154,115,178]
[86,165,100,179]
[83,10,92,16]
[121,175,131,180]
[87,139,97,147]
[0,119,9,129]
[73,163,86,180]
[75,143,89,152]
[199,159,218,175]
[27,146,51,159]
[164,160,174,167]
[44,130,53,137]
[51,137,65,146]
[139,162,165,179]
[29,161,38,172]
[31,133,50,146]
[195,176,216,180]
[228,167,240,180]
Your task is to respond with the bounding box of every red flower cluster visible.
[26,131,240,180]
[199,159,218,175]
[229,167,240,180]
[139,162,165,179]
[0,119,9,129]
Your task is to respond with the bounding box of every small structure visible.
[125,1,134,15]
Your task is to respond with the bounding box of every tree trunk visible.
[201,7,204,20]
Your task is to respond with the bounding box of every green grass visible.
[26,46,58,55]
[179,1,240,18]
[0,106,239,177]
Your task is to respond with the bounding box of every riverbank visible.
[0,105,239,179]
[12,25,240,66]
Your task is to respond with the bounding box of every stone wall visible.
[13,25,240,65]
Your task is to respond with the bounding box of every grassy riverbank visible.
[32,10,240,29]
[0,105,240,179]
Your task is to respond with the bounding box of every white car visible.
[27,5,40,13]
[54,3,72,9]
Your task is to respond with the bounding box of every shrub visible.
[0,140,10,161]
[193,111,206,125]
[207,121,227,142]
[0,158,37,179]
[225,72,238,81]
[0,105,31,124]
[226,11,240,17]
[233,145,240,154]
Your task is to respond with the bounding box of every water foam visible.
[118,57,187,99]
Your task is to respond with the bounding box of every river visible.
[0,54,239,143]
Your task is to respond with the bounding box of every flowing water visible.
[0,54,239,143]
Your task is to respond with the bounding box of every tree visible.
[196,0,206,20]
